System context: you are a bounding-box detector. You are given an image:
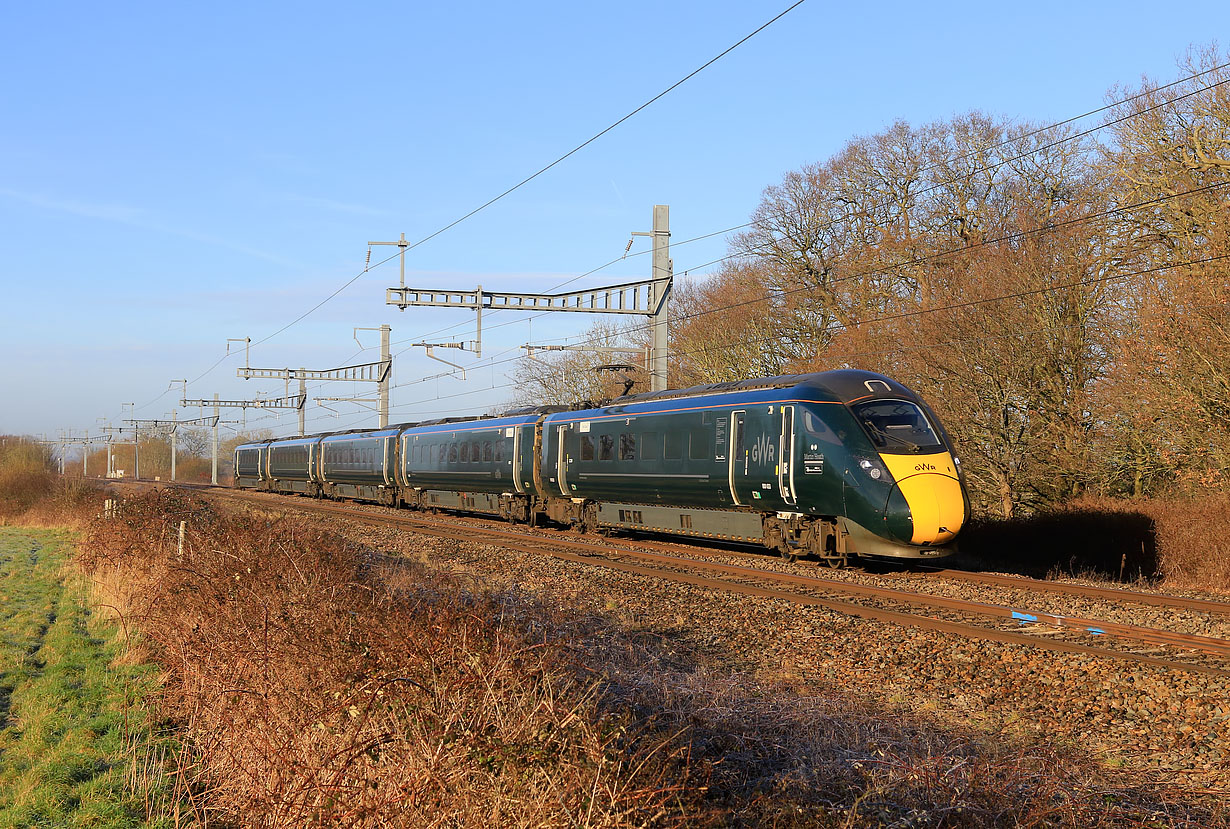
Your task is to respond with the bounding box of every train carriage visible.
[537,371,967,562]
[318,428,400,504]
[399,414,539,519]
[265,436,322,494]
[233,440,271,488]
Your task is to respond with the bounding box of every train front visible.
[797,372,969,559]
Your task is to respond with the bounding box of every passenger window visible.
[642,432,659,461]
[689,430,710,460]
[599,434,615,461]
[580,435,595,461]
[802,408,845,446]
[460,442,469,463]
[482,441,492,462]
[664,431,683,460]
[619,433,637,461]
[448,443,458,463]
[471,440,481,462]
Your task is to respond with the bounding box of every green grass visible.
[0,528,177,829]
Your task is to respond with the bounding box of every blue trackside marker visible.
[1084,627,1106,635]
[1012,611,1038,624]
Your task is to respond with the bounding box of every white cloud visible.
[0,187,299,267]
[0,188,145,222]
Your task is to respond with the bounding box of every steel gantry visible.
[234,325,392,430]
[385,205,673,391]
[182,393,304,484]
[124,414,219,482]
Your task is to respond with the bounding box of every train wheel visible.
[763,519,795,562]
[579,503,599,535]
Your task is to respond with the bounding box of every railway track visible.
[902,566,1230,615]
[140,482,1230,678]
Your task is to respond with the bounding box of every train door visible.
[779,405,797,506]
[728,411,746,505]
[555,423,570,496]
[512,427,525,493]
[730,408,781,507]
[728,408,767,504]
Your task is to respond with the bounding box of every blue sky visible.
[2,1,1226,442]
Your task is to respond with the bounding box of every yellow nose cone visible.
[878,453,967,545]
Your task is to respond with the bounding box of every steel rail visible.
[180,486,1230,677]
[909,567,1230,616]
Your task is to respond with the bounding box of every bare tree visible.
[507,321,649,407]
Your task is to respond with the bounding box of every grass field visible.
[0,527,174,829]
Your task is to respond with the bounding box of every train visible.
[233,370,969,565]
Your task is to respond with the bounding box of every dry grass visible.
[0,438,55,521]
[74,491,1224,827]
[1136,494,1230,589]
[0,436,104,529]
[959,496,1230,591]
[79,491,702,827]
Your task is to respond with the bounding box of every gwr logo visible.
[751,433,777,465]
[914,462,937,472]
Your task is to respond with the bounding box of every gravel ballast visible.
[320,514,1230,792]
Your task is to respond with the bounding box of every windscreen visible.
[851,399,944,454]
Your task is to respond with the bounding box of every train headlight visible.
[858,458,883,480]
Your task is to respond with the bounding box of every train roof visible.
[608,370,913,406]
[235,372,916,449]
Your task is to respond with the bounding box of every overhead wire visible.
[380,64,1230,398]
[324,244,1230,436]
[201,0,811,381]
[135,2,810,431]
[380,178,1230,394]
[128,54,1230,435]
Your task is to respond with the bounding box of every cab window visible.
[850,400,943,454]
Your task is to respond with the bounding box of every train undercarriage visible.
[241,477,950,567]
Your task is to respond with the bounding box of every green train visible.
[234,370,969,565]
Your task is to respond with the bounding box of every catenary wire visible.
[128,58,1228,432]
[331,245,1230,437]
[376,66,1230,392]
[382,179,1230,391]
[204,1,811,373]
[173,60,1230,411]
